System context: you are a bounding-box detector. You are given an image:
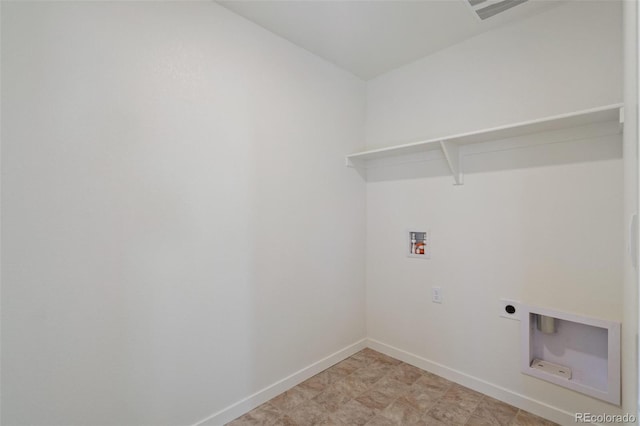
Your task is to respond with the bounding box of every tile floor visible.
[227,348,558,426]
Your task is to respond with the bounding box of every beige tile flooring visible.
[227,348,558,426]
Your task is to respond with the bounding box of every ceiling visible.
[217,0,564,80]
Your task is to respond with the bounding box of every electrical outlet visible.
[432,287,442,304]
[499,298,520,320]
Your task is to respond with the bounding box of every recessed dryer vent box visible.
[520,305,620,405]
[407,230,430,259]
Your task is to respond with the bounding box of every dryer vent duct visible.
[466,0,528,20]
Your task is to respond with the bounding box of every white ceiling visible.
[217,0,564,80]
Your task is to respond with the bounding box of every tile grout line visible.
[462,394,486,426]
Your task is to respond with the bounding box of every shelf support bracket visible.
[440,140,463,185]
[345,156,366,179]
[619,106,625,131]
[345,156,362,169]
[345,157,355,167]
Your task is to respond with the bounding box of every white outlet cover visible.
[499,299,520,320]
[432,287,442,304]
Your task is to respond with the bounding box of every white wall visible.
[623,0,639,421]
[365,1,625,421]
[366,1,622,150]
[2,1,632,425]
[0,2,365,425]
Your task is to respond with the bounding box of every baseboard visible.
[366,338,577,426]
[193,338,367,426]
[193,337,586,426]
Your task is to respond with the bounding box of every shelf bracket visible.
[345,156,356,168]
[345,156,366,179]
[345,156,363,169]
[440,140,463,185]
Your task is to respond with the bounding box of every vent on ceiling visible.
[465,0,528,20]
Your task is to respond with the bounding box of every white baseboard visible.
[193,337,582,426]
[193,339,367,426]
[366,338,576,426]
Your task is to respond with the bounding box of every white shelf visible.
[346,104,624,185]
